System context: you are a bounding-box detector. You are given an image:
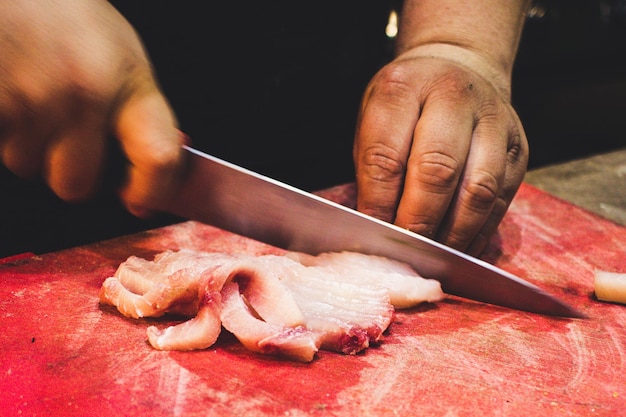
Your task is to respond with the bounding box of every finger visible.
[114,89,185,217]
[44,119,108,202]
[394,95,474,239]
[353,68,421,224]
[1,128,49,179]
[465,191,509,257]
[466,118,528,256]
[434,115,508,252]
[0,98,59,179]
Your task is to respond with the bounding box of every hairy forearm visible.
[395,0,531,93]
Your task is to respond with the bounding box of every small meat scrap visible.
[594,269,626,305]
[99,249,445,362]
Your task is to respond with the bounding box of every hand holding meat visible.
[353,0,530,256]
[0,0,185,216]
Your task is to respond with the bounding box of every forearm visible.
[395,0,531,96]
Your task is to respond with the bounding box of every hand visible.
[0,0,185,216]
[353,45,529,256]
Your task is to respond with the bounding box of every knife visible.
[166,146,584,318]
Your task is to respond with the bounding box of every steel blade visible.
[167,146,584,318]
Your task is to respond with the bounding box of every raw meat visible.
[286,251,445,308]
[220,280,320,362]
[100,251,236,318]
[99,249,445,362]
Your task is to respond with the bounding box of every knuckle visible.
[469,196,510,255]
[440,222,478,253]
[462,170,500,212]
[507,129,529,168]
[490,194,510,219]
[412,151,460,193]
[440,231,468,252]
[436,172,502,251]
[369,64,417,108]
[407,221,439,240]
[359,143,405,183]
[427,67,478,102]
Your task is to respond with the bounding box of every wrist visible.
[395,43,513,101]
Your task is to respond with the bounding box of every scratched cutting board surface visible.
[1,183,625,417]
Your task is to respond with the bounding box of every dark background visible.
[513,0,626,167]
[1,0,625,258]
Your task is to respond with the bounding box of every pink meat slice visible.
[147,290,223,351]
[100,277,160,319]
[220,254,391,357]
[220,281,320,362]
[114,251,229,294]
[102,251,311,354]
[99,249,446,361]
[222,256,306,327]
[99,250,236,318]
[259,255,394,354]
[287,251,445,309]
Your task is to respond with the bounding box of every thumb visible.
[113,88,186,217]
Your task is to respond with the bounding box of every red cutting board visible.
[1,183,625,417]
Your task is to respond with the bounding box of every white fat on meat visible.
[99,249,446,362]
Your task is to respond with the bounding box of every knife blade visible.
[166,146,584,318]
